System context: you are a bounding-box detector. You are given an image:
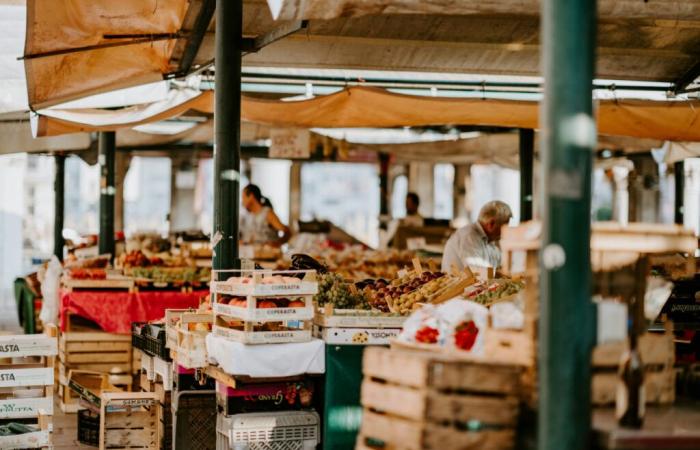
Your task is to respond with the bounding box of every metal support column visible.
[98,131,116,257]
[213,0,242,271]
[53,154,65,261]
[539,0,597,449]
[519,129,535,221]
[379,153,390,229]
[674,160,685,225]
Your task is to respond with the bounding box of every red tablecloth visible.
[60,289,207,334]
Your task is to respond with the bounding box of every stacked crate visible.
[138,351,173,450]
[356,347,523,450]
[58,330,133,413]
[210,270,317,344]
[0,327,57,449]
[592,330,676,405]
[132,322,175,450]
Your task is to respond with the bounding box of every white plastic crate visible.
[216,411,320,450]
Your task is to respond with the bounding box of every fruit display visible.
[63,254,111,269]
[68,268,107,280]
[464,279,524,306]
[314,273,370,310]
[288,246,434,281]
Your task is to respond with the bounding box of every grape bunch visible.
[314,273,370,310]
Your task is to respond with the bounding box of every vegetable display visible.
[464,279,524,306]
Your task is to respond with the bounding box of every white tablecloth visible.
[205,334,325,378]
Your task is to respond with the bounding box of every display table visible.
[60,289,207,334]
[593,401,700,449]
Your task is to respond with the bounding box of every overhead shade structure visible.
[266,0,700,21]
[32,86,700,142]
[23,0,191,109]
[19,0,700,111]
[32,89,213,137]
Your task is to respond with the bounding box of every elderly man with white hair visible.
[441,200,513,272]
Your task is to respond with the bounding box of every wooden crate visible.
[0,328,57,448]
[59,331,133,374]
[357,347,522,450]
[173,312,212,369]
[99,392,158,450]
[0,413,52,449]
[138,360,172,450]
[58,381,83,414]
[212,317,312,344]
[592,332,675,405]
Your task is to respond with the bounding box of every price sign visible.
[269,128,311,159]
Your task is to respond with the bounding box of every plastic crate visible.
[132,322,171,360]
[216,410,320,450]
[216,380,316,415]
[172,390,217,450]
[77,408,99,447]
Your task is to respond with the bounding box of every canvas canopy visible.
[32,86,700,143]
[18,0,700,111]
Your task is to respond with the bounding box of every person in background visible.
[441,200,513,272]
[240,184,291,246]
[402,192,424,227]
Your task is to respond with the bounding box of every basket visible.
[132,322,170,360]
[216,411,320,450]
[77,408,99,447]
[173,390,217,450]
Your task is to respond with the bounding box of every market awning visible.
[33,87,700,142]
[18,1,700,110]
[266,0,700,21]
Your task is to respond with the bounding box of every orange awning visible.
[34,87,700,142]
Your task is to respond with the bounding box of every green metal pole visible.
[53,154,65,261]
[674,160,685,225]
[213,0,242,272]
[519,129,534,221]
[539,0,597,449]
[98,131,116,257]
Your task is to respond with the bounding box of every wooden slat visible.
[0,367,53,388]
[61,351,131,364]
[0,334,57,358]
[592,369,675,405]
[104,428,157,448]
[60,332,130,343]
[361,378,518,426]
[0,395,53,419]
[105,410,156,428]
[593,333,674,368]
[359,409,515,450]
[363,347,521,394]
[62,341,131,353]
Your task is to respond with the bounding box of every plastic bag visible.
[39,256,62,326]
[645,276,673,322]
[490,301,525,330]
[440,299,489,354]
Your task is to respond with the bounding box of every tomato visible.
[288,300,306,308]
[257,300,277,309]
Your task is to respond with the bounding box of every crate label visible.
[107,398,154,410]
[214,303,313,322]
[212,281,318,297]
[0,335,57,358]
[316,327,401,345]
[0,396,53,419]
[213,326,311,344]
[0,368,53,388]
